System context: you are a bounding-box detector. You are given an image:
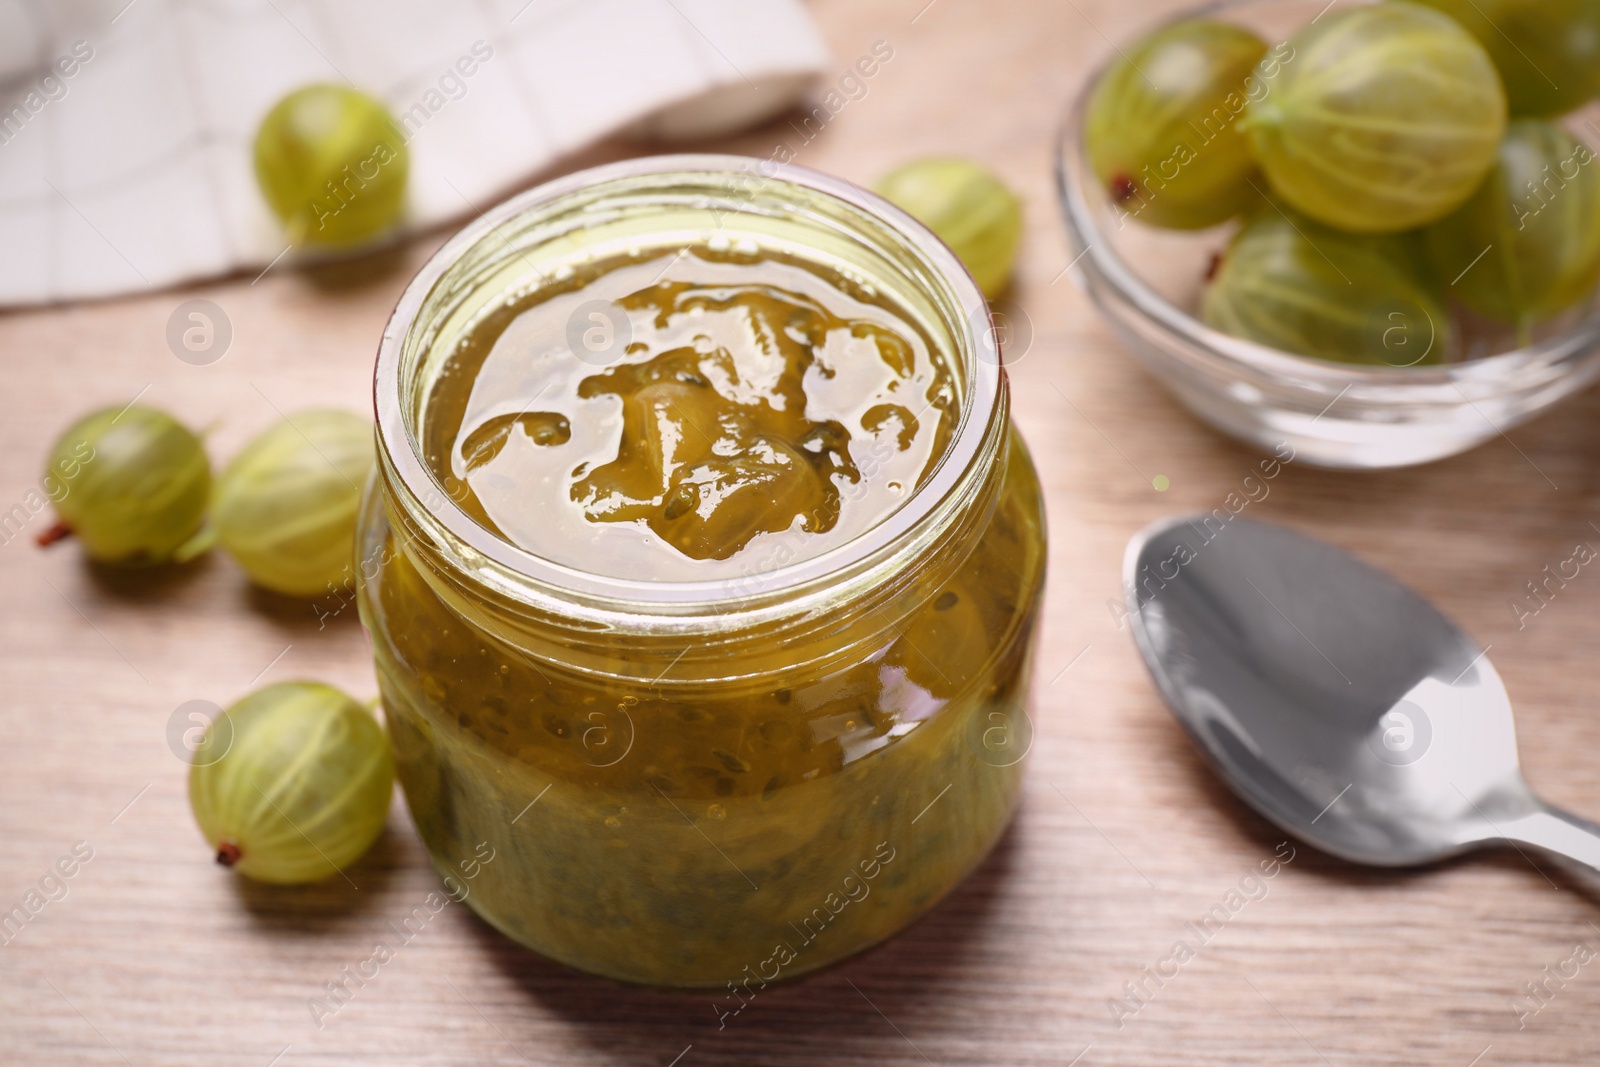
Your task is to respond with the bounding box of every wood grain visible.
[6,1,1600,1064]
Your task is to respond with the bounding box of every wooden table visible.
[7,1,1600,1063]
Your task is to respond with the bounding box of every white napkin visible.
[0,0,831,307]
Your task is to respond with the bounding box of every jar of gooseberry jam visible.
[357,155,1047,987]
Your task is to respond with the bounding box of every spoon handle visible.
[1498,805,1600,876]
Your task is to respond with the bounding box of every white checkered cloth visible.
[0,0,830,306]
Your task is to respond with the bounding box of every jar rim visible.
[373,154,1003,615]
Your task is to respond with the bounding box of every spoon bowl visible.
[1126,515,1600,877]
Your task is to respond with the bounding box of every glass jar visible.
[357,155,1047,987]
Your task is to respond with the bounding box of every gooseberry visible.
[254,84,408,246]
[40,405,212,565]
[1243,2,1506,233]
[1425,120,1600,332]
[1409,0,1600,118]
[874,158,1022,298]
[189,681,394,885]
[1203,205,1451,366]
[1085,18,1269,230]
[214,410,374,598]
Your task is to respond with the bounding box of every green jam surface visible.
[364,243,1047,987]
[423,248,957,580]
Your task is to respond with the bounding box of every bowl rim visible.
[1054,0,1600,390]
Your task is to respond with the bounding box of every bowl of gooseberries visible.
[1057,0,1600,468]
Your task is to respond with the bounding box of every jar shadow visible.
[459,817,1022,1063]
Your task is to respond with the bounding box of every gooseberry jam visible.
[358,157,1046,986]
[423,246,957,577]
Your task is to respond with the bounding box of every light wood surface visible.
[8,1,1600,1064]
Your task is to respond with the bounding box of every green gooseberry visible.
[214,410,374,598]
[1243,2,1507,233]
[1084,18,1270,230]
[874,157,1023,299]
[1408,0,1600,118]
[189,681,394,885]
[1203,204,1452,366]
[1424,119,1600,333]
[41,404,212,565]
[254,84,409,246]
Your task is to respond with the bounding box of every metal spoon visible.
[1124,514,1600,877]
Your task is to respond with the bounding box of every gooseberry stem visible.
[215,841,242,867]
[35,520,73,547]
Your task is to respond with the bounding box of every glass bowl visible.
[1055,0,1600,469]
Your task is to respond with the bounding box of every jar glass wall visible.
[358,156,1047,987]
